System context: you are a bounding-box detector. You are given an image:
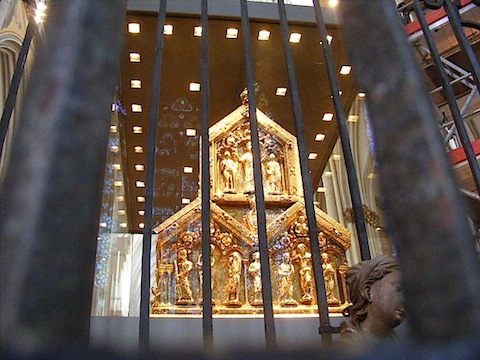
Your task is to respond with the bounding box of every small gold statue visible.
[174,248,194,305]
[278,252,298,307]
[248,252,263,306]
[224,251,243,308]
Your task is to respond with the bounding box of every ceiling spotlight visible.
[226,28,239,39]
[131,104,142,113]
[358,92,366,98]
[276,87,288,96]
[258,30,271,41]
[322,113,334,121]
[182,198,191,204]
[134,146,143,153]
[340,65,352,75]
[189,83,201,92]
[194,26,202,37]
[135,164,145,171]
[186,128,197,137]
[133,126,143,134]
[164,24,174,35]
[137,196,146,203]
[110,125,117,133]
[136,181,145,188]
[308,153,318,160]
[129,53,141,62]
[289,33,302,43]
[114,181,123,187]
[112,163,121,170]
[315,133,326,141]
[138,210,145,216]
[184,166,194,174]
[128,23,141,34]
[131,80,142,89]
[139,223,145,229]
[317,186,327,192]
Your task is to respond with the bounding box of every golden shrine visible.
[151,104,352,315]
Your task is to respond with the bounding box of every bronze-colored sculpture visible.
[239,141,254,193]
[338,256,405,352]
[174,248,194,305]
[278,252,298,307]
[248,252,263,306]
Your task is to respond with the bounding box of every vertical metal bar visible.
[442,0,480,90]
[139,0,167,354]
[0,0,126,351]
[277,0,333,346]
[0,19,35,156]
[200,0,214,353]
[239,0,276,349]
[340,0,480,342]
[414,0,480,194]
[312,0,371,261]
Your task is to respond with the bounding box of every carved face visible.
[367,270,405,330]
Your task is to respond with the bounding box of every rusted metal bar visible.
[340,0,480,342]
[201,0,214,353]
[312,0,371,262]
[413,0,480,194]
[277,0,333,346]
[139,0,167,355]
[0,0,126,351]
[240,0,276,349]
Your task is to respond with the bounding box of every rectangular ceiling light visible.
[358,92,366,98]
[136,181,145,188]
[276,87,287,96]
[317,186,327,192]
[128,23,140,34]
[258,30,270,41]
[139,223,145,229]
[134,146,143,153]
[226,28,239,39]
[118,209,126,215]
[315,133,326,141]
[112,163,121,170]
[182,198,191,204]
[110,145,119,153]
[131,104,142,113]
[137,196,145,203]
[138,210,145,216]
[186,128,197,137]
[99,222,107,228]
[129,53,141,62]
[194,26,202,37]
[135,164,145,171]
[110,125,117,133]
[119,222,128,228]
[117,196,124,202]
[164,24,174,35]
[114,181,123,187]
[189,82,201,92]
[289,32,302,43]
[133,126,143,134]
[308,153,318,160]
[184,166,194,174]
[327,35,333,44]
[322,113,334,121]
[340,65,352,75]
[130,79,142,89]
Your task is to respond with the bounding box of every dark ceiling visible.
[119,11,357,232]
